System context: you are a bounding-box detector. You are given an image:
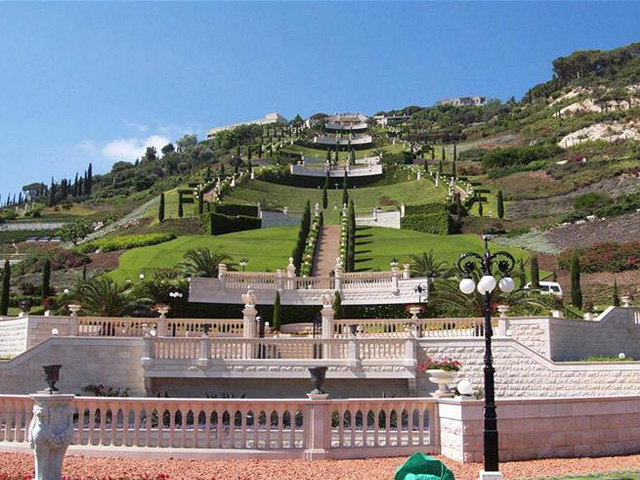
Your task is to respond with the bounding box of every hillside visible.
[2,42,640,316]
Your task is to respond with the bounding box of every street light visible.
[240,258,248,272]
[457,235,515,474]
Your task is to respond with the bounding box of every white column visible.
[29,394,75,480]
[391,264,400,294]
[197,334,211,368]
[218,264,228,290]
[156,306,169,336]
[403,264,411,279]
[276,269,285,292]
[497,305,510,337]
[320,294,335,339]
[334,258,343,292]
[67,304,81,336]
[303,399,331,460]
[286,258,296,289]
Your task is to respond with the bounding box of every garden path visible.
[313,225,340,276]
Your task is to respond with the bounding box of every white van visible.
[524,281,563,298]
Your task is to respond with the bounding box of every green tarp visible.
[395,453,455,480]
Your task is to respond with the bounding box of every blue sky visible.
[0,1,639,197]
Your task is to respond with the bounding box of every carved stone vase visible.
[28,394,75,480]
[308,366,328,397]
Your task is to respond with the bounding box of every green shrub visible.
[404,203,448,215]
[200,212,261,236]
[482,144,562,170]
[212,203,259,217]
[573,192,612,213]
[401,212,454,235]
[75,233,177,254]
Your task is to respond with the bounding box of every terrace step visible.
[312,225,341,276]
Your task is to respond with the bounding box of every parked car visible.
[524,281,563,298]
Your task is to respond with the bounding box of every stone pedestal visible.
[28,394,75,480]
[479,471,504,480]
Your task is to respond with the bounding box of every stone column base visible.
[479,470,503,480]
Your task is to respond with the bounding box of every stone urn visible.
[307,366,328,398]
[42,365,62,394]
[426,369,456,398]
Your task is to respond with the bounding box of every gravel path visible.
[2,452,640,480]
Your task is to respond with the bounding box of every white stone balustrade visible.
[0,395,438,460]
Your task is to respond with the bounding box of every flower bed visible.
[74,233,177,254]
[300,212,323,277]
[558,242,640,273]
[418,358,461,372]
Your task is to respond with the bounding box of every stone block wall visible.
[418,338,640,398]
[0,337,146,396]
[439,396,640,463]
[0,318,28,358]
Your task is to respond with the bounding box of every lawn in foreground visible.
[355,226,530,272]
[106,227,297,282]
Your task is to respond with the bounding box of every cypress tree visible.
[347,200,356,272]
[431,148,435,161]
[220,164,225,176]
[530,255,540,289]
[452,160,456,177]
[205,165,212,182]
[441,146,446,161]
[247,146,252,161]
[613,279,620,307]
[570,251,583,309]
[453,143,457,162]
[0,260,10,316]
[333,290,343,320]
[322,172,329,209]
[497,190,505,219]
[86,163,93,195]
[198,191,205,215]
[82,262,87,281]
[178,193,184,218]
[438,160,443,175]
[41,259,51,299]
[342,171,348,207]
[518,258,526,289]
[159,192,165,223]
[272,292,282,332]
[478,202,483,216]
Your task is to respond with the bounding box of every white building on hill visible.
[437,96,486,107]
[206,112,288,138]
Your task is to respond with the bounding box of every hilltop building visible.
[437,95,486,107]
[206,112,288,138]
[312,112,373,149]
[372,114,411,126]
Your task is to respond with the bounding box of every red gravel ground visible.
[2,452,640,480]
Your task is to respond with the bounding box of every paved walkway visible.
[313,225,340,276]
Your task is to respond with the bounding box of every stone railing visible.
[146,336,412,361]
[191,262,427,305]
[290,164,383,178]
[0,395,438,459]
[333,318,487,338]
[76,317,243,338]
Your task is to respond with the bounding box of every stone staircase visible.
[312,225,341,276]
[355,211,401,229]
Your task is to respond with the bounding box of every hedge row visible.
[300,212,323,277]
[404,203,448,216]
[75,233,177,254]
[258,167,384,189]
[200,212,261,236]
[212,203,259,217]
[291,202,312,273]
[401,212,454,235]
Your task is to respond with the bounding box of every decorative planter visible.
[426,369,456,398]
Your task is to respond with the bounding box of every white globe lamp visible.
[459,278,476,295]
[498,276,515,293]
[477,275,497,295]
[457,379,473,397]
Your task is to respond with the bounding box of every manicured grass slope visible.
[107,227,297,282]
[224,180,446,223]
[355,226,530,272]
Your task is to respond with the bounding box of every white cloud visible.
[101,135,170,162]
[74,140,98,153]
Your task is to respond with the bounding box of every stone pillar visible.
[437,398,484,464]
[372,208,378,220]
[67,304,81,336]
[242,290,258,339]
[276,269,285,292]
[156,305,169,337]
[303,399,331,460]
[29,393,75,480]
[286,258,296,289]
[320,294,335,340]
[435,173,440,187]
[400,203,406,218]
[391,264,400,294]
[257,202,262,219]
[197,334,211,368]
[497,305,510,337]
[417,169,422,180]
[621,295,632,308]
[403,264,411,279]
[334,258,344,292]
[314,202,321,217]
[142,335,153,360]
[250,170,255,180]
[218,264,228,290]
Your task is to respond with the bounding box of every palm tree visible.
[178,248,233,278]
[75,278,151,317]
[410,250,451,279]
[429,272,550,318]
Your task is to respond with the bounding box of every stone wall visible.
[547,307,640,361]
[0,318,28,358]
[439,396,640,462]
[0,337,146,396]
[418,338,640,398]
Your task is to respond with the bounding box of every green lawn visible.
[106,227,298,282]
[223,179,447,224]
[354,226,531,272]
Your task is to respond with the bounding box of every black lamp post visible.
[457,236,515,473]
